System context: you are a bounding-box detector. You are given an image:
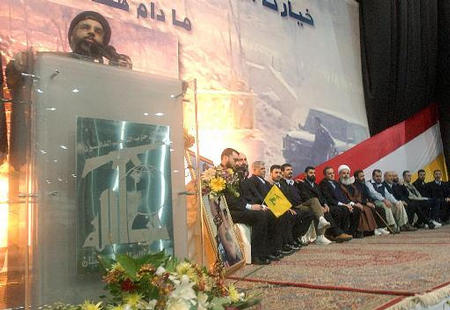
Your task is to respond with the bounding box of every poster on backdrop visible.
[1,0,369,174]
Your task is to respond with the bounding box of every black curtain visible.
[359,0,449,168]
[437,0,450,169]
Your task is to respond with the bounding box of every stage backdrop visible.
[0,0,369,173]
[302,104,448,183]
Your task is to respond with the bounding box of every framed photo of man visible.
[185,149,215,183]
[202,195,245,274]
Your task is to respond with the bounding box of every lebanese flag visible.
[296,104,448,183]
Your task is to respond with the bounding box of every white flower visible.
[169,275,196,301]
[197,292,209,310]
[155,266,166,276]
[166,298,191,310]
[201,168,216,181]
[137,299,157,310]
[168,273,180,285]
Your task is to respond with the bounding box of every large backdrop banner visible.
[0,0,369,173]
[303,104,448,183]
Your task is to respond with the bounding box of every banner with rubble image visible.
[76,117,173,272]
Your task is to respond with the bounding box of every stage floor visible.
[228,225,450,310]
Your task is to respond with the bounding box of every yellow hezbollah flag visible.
[263,185,292,217]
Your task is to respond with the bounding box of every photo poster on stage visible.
[1,0,370,175]
[76,117,174,272]
[201,195,245,274]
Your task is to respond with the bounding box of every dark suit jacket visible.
[319,179,350,206]
[242,175,271,205]
[297,180,327,205]
[354,181,373,204]
[392,183,410,202]
[224,180,249,212]
[426,181,450,199]
[413,179,429,197]
[280,179,303,206]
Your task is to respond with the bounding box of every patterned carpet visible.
[228,226,450,309]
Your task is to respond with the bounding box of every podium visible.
[6,52,187,307]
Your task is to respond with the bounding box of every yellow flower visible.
[123,293,143,306]
[227,168,234,175]
[227,284,243,303]
[81,301,102,310]
[111,263,125,273]
[108,306,123,310]
[176,262,197,282]
[210,177,226,192]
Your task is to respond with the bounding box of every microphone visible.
[90,42,132,68]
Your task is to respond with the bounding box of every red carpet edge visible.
[226,276,418,297]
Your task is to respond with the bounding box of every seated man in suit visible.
[280,163,333,245]
[365,169,409,233]
[297,166,352,243]
[402,170,439,228]
[235,152,249,180]
[319,166,362,238]
[413,169,429,197]
[220,148,271,265]
[383,171,417,231]
[392,171,435,229]
[353,170,390,235]
[269,164,314,249]
[242,161,296,258]
[426,169,450,224]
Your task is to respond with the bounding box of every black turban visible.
[68,11,111,46]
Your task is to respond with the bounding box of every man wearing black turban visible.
[4,11,131,170]
[68,11,112,60]
[7,11,131,89]
[68,11,131,68]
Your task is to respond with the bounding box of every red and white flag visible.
[299,104,448,183]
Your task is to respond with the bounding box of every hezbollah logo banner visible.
[263,185,292,217]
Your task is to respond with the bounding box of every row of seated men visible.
[219,148,450,265]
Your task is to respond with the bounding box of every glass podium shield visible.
[4,52,188,308]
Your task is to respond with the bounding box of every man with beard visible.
[413,169,429,197]
[383,171,417,231]
[280,163,334,245]
[402,170,439,228]
[5,11,132,171]
[298,166,352,243]
[219,148,271,265]
[242,161,296,258]
[366,169,410,233]
[337,165,377,238]
[319,166,362,239]
[353,170,390,235]
[7,11,132,91]
[235,152,249,179]
[426,169,450,224]
[319,167,362,238]
[269,164,314,249]
[68,11,132,67]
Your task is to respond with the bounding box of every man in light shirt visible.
[365,169,411,232]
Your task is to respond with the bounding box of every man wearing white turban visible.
[319,167,362,238]
[337,165,378,238]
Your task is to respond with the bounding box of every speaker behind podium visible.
[7,52,187,307]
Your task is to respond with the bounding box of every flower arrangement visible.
[43,252,259,310]
[201,166,240,198]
